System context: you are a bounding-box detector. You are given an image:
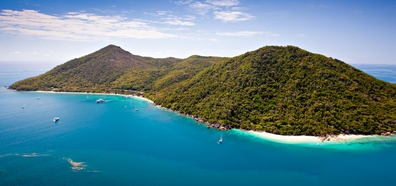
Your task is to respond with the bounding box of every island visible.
[9,45,396,137]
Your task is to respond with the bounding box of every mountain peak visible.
[104,44,121,49]
[98,44,128,53]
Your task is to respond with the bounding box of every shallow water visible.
[1,63,396,185]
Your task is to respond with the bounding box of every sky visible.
[0,0,395,65]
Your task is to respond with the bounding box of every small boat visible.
[37,97,40,100]
[135,108,138,111]
[218,138,223,144]
[96,99,105,103]
[22,106,24,109]
[207,126,210,129]
[53,117,59,122]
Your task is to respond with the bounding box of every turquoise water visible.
[1,63,396,185]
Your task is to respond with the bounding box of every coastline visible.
[248,130,371,144]
[5,87,394,144]
[34,90,154,103]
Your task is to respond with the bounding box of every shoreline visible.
[34,90,154,103]
[151,103,231,130]
[5,87,394,144]
[248,130,372,144]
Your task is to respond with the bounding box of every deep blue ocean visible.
[1,62,396,185]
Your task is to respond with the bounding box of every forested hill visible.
[10,45,227,92]
[10,45,151,91]
[150,46,396,136]
[10,45,396,136]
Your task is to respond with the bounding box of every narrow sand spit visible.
[249,131,369,144]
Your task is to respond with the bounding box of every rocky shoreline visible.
[151,103,232,130]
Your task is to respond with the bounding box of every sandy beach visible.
[249,130,370,144]
[35,90,154,103]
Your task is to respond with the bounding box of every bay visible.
[1,63,396,185]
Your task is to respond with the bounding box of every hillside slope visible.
[111,55,228,91]
[151,46,396,136]
[10,45,227,93]
[10,45,153,91]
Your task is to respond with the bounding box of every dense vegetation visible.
[10,45,396,136]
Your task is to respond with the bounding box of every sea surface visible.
[1,62,396,185]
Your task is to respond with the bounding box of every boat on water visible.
[53,117,59,122]
[22,106,24,109]
[96,99,105,103]
[218,138,222,144]
[135,108,138,111]
[37,97,40,100]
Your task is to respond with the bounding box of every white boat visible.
[37,97,40,100]
[96,99,105,103]
[53,117,59,122]
[218,138,222,144]
[135,108,138,111]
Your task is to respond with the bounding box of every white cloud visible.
[157,11,170,16]
[175,0,193,5]
[183,15,196,20]
[297,33,306,37]
[213,11,254,22]
[231,7,243,10]
[189,2,217,15]
[216,31,263,37]
[206,0,239,6]
[146,11,172,16]
[176,0,254,22]
[0,9,177,41]
[162,16,195,26]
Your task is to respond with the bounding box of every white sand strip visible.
[249,131,370,144]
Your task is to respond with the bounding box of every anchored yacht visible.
[53,117,59,122]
